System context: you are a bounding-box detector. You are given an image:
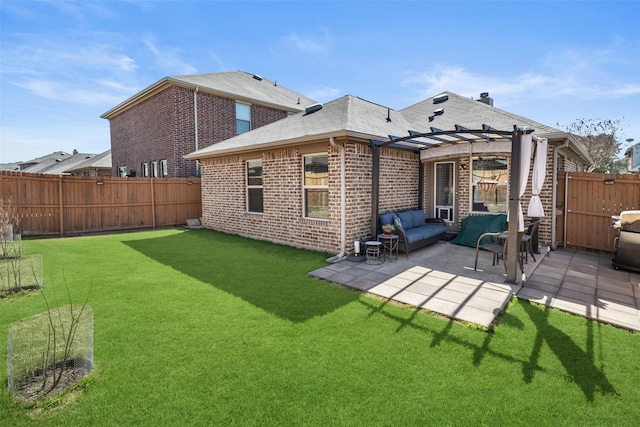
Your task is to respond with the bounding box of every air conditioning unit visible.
[437,207,453,222]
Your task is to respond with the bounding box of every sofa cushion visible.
[397,210,414,229]
[378,212,396,229]
[417,224,446,240]
[393,215,403,230]
[403,227,423,244]
[409,210,425,226]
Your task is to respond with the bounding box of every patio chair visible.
[521,219,541,263]
[474,231,524,273]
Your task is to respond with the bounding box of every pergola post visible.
[506,127,523,284]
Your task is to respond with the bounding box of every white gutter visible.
[551,137,570,250]
[329,137,346,261]
[194,87,200,176]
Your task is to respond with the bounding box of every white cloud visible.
[280,31,331,54]
[12,78,134,106]
[307,85,343,103]
[401,62,640,106]
[143,36,198,75]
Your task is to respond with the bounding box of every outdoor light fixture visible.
[187,180,193,185]
[96,180,104,185]
[604,178,615,185]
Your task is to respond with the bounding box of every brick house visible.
[101,71,317,177]
[184,92,589,255]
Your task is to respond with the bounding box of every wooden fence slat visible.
[0,171,201,236]
[563,172,640,253]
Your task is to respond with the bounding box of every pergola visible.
[370,124,535,284]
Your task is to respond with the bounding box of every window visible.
[141,162,149,177]
[117,166,127,177]
[303,154,329,219]
[236,102,251,134]
[246,159,263,213]
[160,159,168,177]
[151,161,158,178]
[471,156,508,213]
[434,162,454,222]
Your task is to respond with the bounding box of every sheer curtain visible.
[527,138,548,217]
[517,134,533,231]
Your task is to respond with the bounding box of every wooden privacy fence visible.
[559,172,640,253]
[0,171,201,237]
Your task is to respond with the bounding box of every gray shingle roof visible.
[171,71,317,111]
[102,70,317,118]
[401,91,561,134]
[63,150,111,173]
[185,95,415,158]
[185,91,574,160]
[22,153,97,175]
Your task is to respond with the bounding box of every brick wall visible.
[199,138,562,253]
[449,145,556,246]
[109,86,290,178]
[199,139,421,254]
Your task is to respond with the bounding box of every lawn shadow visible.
[521,300,618,401]
[123,229,359,323]
[358,297,619,401]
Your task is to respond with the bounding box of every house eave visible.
[184,130,376,160]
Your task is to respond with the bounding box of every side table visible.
[377,234,399,262]
[365,241,383,265]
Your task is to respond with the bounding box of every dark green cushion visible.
[450,214,507,248]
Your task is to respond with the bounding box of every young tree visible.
[557,118,623,172]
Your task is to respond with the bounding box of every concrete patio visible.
[309,240,640,331]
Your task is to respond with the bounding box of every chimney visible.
[478,92,493,106]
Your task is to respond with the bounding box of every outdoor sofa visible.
[378,209,447,256]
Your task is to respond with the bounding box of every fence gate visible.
[561,172,640,252]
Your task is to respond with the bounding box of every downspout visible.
[329,137,346,261]
[551,138,570,250]
[194,87,200,176]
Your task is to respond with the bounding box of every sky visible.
[1,0,639,164]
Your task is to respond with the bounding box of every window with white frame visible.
[303,154,329,219]
[160,159,168,177]
[471,156,508,213]
[151,161,158,178]
[141,162,149,177]
[117,166,127,177]
[236,102,251,134]
[246,159,263,213]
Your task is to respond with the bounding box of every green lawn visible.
[1,228,638,426]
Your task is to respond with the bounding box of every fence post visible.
[150,178,156,229]
[58,175,64,237]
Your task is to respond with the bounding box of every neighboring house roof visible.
[185,92,590,162]
[17,151,72,170]
[101,70,318,119]
[0,163,20,172]
[63,150,112,174]
[22,153,97,175]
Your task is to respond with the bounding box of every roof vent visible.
[478,92,493,106]
[252,74,263,81]
[433,108,444,116]
[433,94,449,104]
[304,103,323,116]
